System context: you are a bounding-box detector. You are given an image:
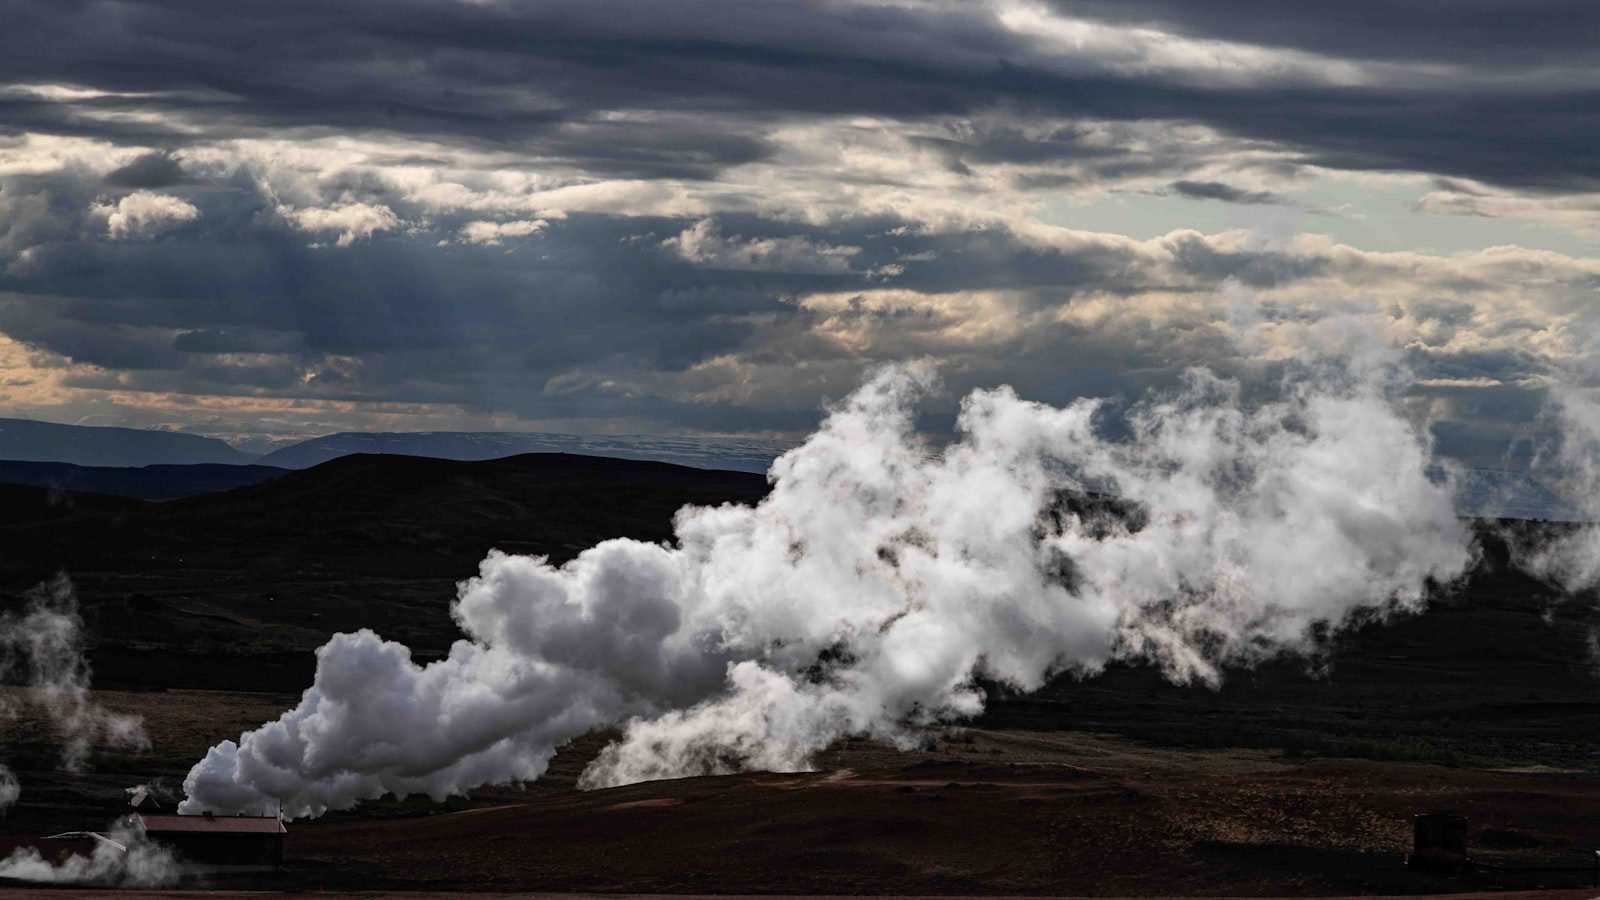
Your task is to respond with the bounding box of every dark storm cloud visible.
[1045,0,1600,66]
[1168,180,1286,205]
[0,169,103,256]
[0,1,1594,447]
[0,301,179,371]
[0,168,1331,429]
[2,0,1597,190]
[912,124,1129,169]
[0,137,1576,435]
[0,195,847,421]
[1404,345,1542,382]
[8,214,728,362]
[171,328,305,355]
[104,152,187,189]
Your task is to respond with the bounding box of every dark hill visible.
[0,482,143,524]
[0,452,768,691]
[157,452,769,576]
[0,417,253,467]
[0,460,287,500]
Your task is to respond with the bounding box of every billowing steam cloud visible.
[183,359,1474,819]
[0,575,148,814]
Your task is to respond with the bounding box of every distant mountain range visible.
[0,417,794,474]
[0,417,1590,520]
[0,417,253,467]
[256,430,796,473]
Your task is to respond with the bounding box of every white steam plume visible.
[183,360,1472,818]
[0,822,179,887]
[0,766,17,814]
[0,575,148,814]
[1516,384,1600,590]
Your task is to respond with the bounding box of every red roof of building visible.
[134,813,286,835]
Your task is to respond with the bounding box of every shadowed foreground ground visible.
[0,462,1597,895]
[3,688,1600,890]
[3,883,1600,890]
[271,731,1600,896]
[5,690,1600,896]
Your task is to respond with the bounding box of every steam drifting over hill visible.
[182,355,1481,819]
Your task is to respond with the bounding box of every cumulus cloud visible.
[664,219,861,273]
[92,191,198,240]
[277,202,400,246]
[457,218,547,245]
[183,352,1470,818]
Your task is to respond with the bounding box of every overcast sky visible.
[1,0,1597,455]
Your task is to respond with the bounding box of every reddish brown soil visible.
[280,735,1600,896]
[4,690,1597,896]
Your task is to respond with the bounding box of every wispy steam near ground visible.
[183,352,1477,819]
[0,824,179,887]
[1515,386,1600,590]
[0,576,147,814]
[0,578,169,885]
[0,765,17,813]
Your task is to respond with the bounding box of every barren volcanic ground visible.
[1,455,1599,894]
[288,733,1600,896]
[6,693,1600,895]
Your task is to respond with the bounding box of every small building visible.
[129,812,285,870]
[1409,812,1469,872]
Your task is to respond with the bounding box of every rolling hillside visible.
[0,452,770,691]
[0,460,287,500]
